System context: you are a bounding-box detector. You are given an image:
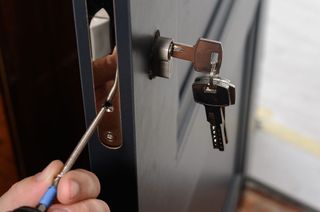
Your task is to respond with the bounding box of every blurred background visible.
[242,0,320,210]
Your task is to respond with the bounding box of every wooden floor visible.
[238,188,304,212]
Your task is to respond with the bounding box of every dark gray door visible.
[73,0,262,211]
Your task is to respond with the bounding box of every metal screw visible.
[104,131,114,142]
[106,106,114,112]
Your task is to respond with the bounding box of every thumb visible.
[93,47,118,88]
[0,160,63,211]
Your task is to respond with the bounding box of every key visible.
[192,75,235,107]
[205,106,225,151]
[192,75,235,151]
[222,107,228,144]
[171,38,223,73]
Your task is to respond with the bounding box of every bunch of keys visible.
[192,73,235,151]
[170,39,235,151]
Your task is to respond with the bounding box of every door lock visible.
[150,30,223,78]
[150,30,236,151]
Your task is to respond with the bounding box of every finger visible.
[0,160,63,211]
[48,199,110,212]
[57,169,100,204]
[93,48,118,88]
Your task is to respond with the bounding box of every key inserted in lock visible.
[150,30,235,151]
[150,30,223,78]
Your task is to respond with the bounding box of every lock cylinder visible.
[150,30,173,78]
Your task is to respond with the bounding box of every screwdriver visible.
[12,69,119,212]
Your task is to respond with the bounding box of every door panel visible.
[186,1,261,210]
[129,0,225,211]
[0,0,262,211]
[130,1,181,210]
[72,0,262,211]
[128,0,260,211]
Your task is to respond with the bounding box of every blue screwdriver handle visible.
[12,185,57,212]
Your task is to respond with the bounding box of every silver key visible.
[192,75,235,151]
[171,38,223,73]
[205,106,225,151]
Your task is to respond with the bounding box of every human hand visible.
[92,48,118,108]
[0,160,110,212]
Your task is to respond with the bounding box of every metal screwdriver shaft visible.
[57,107,106,179]
[35,107,107,212]
[57,67,119,180]
[35,68,119,212]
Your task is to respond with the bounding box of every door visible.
[73,0,262,211]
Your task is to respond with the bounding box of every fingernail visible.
[50,208,68,212]
[70,180,80,199]
[35,160,62,182]
[35,161,54,182]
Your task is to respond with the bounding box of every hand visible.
[92,48,118,108]
[93,48,117,88]
[0,160,110,212]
